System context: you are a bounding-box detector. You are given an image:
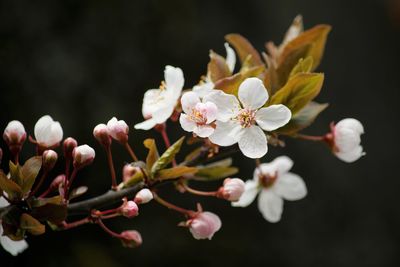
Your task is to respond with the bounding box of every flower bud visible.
[72,144,95,168]
[3,120,26,154]
[93,123,112,147]
[120,230,142,248]
[42,150,58,171]
[217,178,245,201]
[134,189,153,204]
[120,200,139,218]
[107,117,129,143]
[188,211,221,240]
[50,174,66,191]
[63,137,78,159]
[122,164,139,183]
[34,115,63,148]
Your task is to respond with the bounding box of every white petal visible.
[335,118,364,135]
[152,105,175,124]
[224,42,236,73]
[203,102,218,123]
[257,190,283,223]
[273,172,307,201]
[193,82,214,98]
[194,125,215,138]
[238,78,268,110]
[48,122,63,145]
[203,90,240,122]
[34,115,53,142]
[270,156,294,175]
[255,105,292,131]
[335,146,365,163]
[238,126,268,159]
[0,235,28,256]
[165,65,184,98]
[142,89,161,118]
[179,114,197,132]
[0,196,9,208]
[209,121,239,146]
[134,119,158,130]
[335,128,361,152]
[232,180,259,207]
[181,92,200,114]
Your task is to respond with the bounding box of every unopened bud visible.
[3,120,26,155]
[120,230,142,248]
[122,164,140,183]
[134,189,153,204]
[63,137,78,159]
[93,123,111,147]
[187,211,221,240]
[107,117,129,143]
[217,178,245,201]
[50,174,66,190]
[42,150,58,171]
[120,200,139,218]
[72,144,95,168]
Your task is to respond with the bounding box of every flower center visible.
[159,80,167,90]
[259,172,277,188]
[189,109,207,125]
[236,108,256,128]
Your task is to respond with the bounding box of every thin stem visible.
[181,183,217,197]
[29,171,48,197]
[64,158,71,200]
[152,192,193,216]
[295,134,325,142]
[160,127,171,148]
[255,158,261,168]
[39,186,52,198]
[97,219,121,238]
[100,213,120,220]
[14,153,19,165]
[105,145,117,190]
[62,217,91,230]
[124,142,138,162]
[64,168,78,201]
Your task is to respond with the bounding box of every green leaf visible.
[194,166,238,181]
[122,169,145,188]
[31,204,67,224]
[184,147,203,162]
[289,57,314,78]
[208,50,231,82]
[143,139,159,171]
[276,102,329,135]
[0,170,22,200]
[225,33,263,67]
[20,213,45,235]
[21,156,42,194]
[9,161,23,185]
[269,73,324,115]
[151,137,185,177]
[28,195,63,208]
[157,166,198,181]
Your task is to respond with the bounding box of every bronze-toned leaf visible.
[28,195,63,208]
[193,166,238,181]
[143,139,159,171]
[157,166,198,181]
[21,156,42,194]
[208,50,231,82]
[20,213,45,235]
[289,57,314,78]
[151,137,185,177]
[31,204,67,224]
[0,170,22,200]
[9,161,23,185]
[225,34,263,67]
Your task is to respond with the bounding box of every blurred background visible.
[0,0,399,266]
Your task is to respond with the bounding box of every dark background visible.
[0,0,399,266]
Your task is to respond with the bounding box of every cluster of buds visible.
[93,117,130,146]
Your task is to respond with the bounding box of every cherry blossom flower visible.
[120,230,142,247]
[135,66,184,130]
[3,120,26,146]
[34,115,63,148]
[331,118,365,163]
[72,144,95,168]
[232,156,307,223]
[107,117,129,143]
[93,123,111,146]
[134,189,153,204]
[217,178,245,201]
[0,197,28,256]
[120,201,139,218]
[187,211,222,240]
[179,91,218,138]
[205,77,291,158]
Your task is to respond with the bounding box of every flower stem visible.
[295,134,326,142]
[64,168,78,201]
[124,142,138,162]
[62,217,91,230]
[105,145,118,190]
[160,126,171,148]
[97,219,121,238]
[181,183,217,197]
[29,171,48,197]
[152,191,193,216]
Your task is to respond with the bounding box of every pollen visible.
[236,108,256,128]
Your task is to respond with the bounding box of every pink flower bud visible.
[42,150,58,171]
[188,211,221,240]
[120,201,139,218]
[107,117,129,143]
[218,178,245,201]
[3,120,26,153]
[63,137,78,159]
[122,164,139,183]
[134,189,153,204]
[120,230,142,248]
[50,174,66,190]
[72,144,95,168]
[93,123,112,147]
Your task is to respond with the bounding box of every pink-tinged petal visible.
[203,90,240,122]
[203,102,218,123]
[181,92,201,114]
[134,119,158,130]
[193,125,214,138]
[238,78,269,110]
[231,179,259,207]
[335,146,365,163]
[224,42,236,73]
[238,126,268,159]
[273,172,307,201]
[257,190,283,223]
[179,114,197,132]
[209,121,240,146]
[255,105,292,131]
[165,65,184,98]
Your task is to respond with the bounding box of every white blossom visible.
[107,117,129,143]
[3,120,26,144]
[179,91,218,138]
[205,77,291,158]
[134,66,184,130]
[232,156,307,223]
[34,115,63,147]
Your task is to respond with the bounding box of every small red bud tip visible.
[107,117,129,143]
[42,150,58,171]
[218,178,245,201]
[120,201,139,218]
[93,124,112,147]
[63,137,78,158]
[187,211,222,240]
[120,230,142,248]
[134,189,153,204]
[72,144,95,168]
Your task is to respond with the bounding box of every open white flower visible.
[179,91,218,138]
[193,43,236,98]
[34,115,63,147]
[232,156,307,223]
[134,65,184,130]
[332,118,365,163]
[205,77,291,158]
[0,197,28,256]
